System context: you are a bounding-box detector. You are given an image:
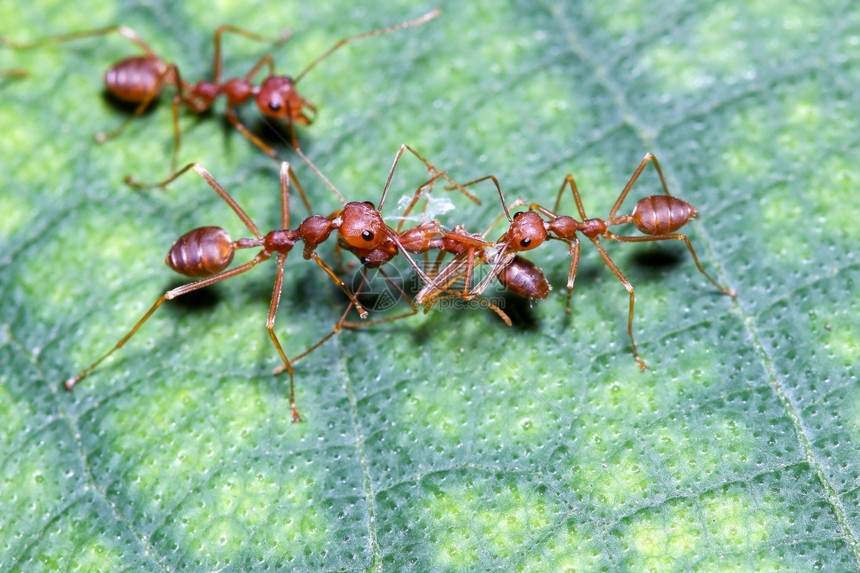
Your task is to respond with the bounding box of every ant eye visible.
[513,211,525,219]
[520,238,531,247]
[268,101,282,111]
[362,230,375,242]
[363,201,375,208]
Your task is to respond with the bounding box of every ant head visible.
[507,211,547,252]
[338,202,388,249]
[256,76,310,123]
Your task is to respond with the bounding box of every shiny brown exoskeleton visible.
[424,153,736,370]
[1,10,440,177]
[62,161,426,422]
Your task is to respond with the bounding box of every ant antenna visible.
[293,8,441,83]
[292,145,346,206]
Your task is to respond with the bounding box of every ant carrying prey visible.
[416,153,737,370]
[1,9,440,173]
[62,160,437,422]
[276,145,552,371]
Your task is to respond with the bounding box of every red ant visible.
[62,159,445,422]
[418,153,737,370]
[1,10,440,173]
[276,145,552,370]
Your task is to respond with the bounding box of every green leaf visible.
[1,0,858,570]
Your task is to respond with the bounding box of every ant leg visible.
[169,94,183,172]
[378,144,430,213]
[415,253,471,305]
[281,303,354,370]
[281,267,420,372]
[377,144,480,213]
[393,175,444,233]
[125,160,198,190]
[563,237,581,314]
[277,161,292,229]
[453,174,522,222]
[224,107,282,160]
[401,145,481,206]
[1,25,156,55]
[193,164,263,238]
[444,173,522,221]
[131,162,266,238]
[95,62,179,143]
[589,237,647,371]
[285,165,314,218]
[241,54,277,82]
[355,266,419,324]
[164,65,206,172]
[64,250,272,390]
[0,69,28,78]
[416,248,508,309]
[274,270,369,374]
[308,253,369,319]
[293,8,441,83]
[604,231,737,296]
[422,292,512,326]
[528,202,560,220]
[607,153,672,220]
[265,252,303,422]
[213,26,290,83]
[553,174,588,219]
[464,246,515,300]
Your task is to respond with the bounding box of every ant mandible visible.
[1,10,440,171]
[62,159,436,422]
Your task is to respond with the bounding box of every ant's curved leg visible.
[213,26,290,83]
[552,173,589,219]
[588,236,648,371]
[265,251,304,422]
[607,153,672,220]
[603,231,736,297]
[224,107,282,160]
[64,251,272,390]
[280,267,420,373]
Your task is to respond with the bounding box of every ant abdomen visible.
[104,56,169,104]
[631,195,697,235]
[497,255,550,300]
[165,226,234,277]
